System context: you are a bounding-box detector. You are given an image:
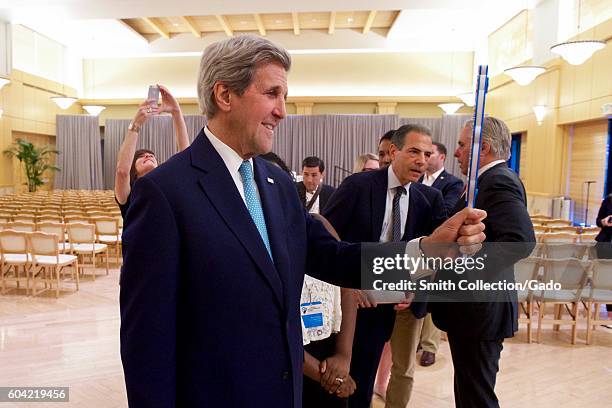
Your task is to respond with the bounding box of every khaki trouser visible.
[419,313,441,353]
[385,309,423,408]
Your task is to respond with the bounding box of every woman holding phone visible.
[115,85,190,218]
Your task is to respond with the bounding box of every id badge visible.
[300,302,325,341]
[301,301,324,330]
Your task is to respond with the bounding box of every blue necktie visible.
[238,160,273,259]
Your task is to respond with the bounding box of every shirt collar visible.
[478,160,506,177]
[426,167,445,182]
[387,165,411,191]
[204,126,253,173]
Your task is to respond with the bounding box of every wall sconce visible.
[532,105,547,125]
[51,96,78,109]
[438,103,464,115]
[83,105,106,116]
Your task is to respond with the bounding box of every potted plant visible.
[3,138,60,192]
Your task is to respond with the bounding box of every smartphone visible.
[147,85,160,108]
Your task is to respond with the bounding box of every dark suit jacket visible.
[419,169,464,216]
[595,195,612,242]
[430,162,535,340]
[295,181,336,211]
[323,168,447,334]
[120,130,361,408]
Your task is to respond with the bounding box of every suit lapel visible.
[431,170,446,190]
[404,184,422,240]
[191,131,284,308]
[371,169,388,241]
[253,159,291,309]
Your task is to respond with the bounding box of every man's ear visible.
[481,140,491,157]
[213,82,232,113]
[389,143,398,161]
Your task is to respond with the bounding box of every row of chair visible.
[0,226,111,298]
[534,231,599,244]
[0,213,122,226]
[0,219,121,260]
[515,256,612,345]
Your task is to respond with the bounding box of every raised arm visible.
[115,101,159,204]
[159,85,190,152]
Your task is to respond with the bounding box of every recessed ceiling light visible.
[347,17,353,23]
[173,23,179,27]
[275,19,282,24]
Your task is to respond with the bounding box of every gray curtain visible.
[273,114,398,187]
[101,113,470,189]
[103,115,207,189]
[439,114,472,180]
[54,115,104,190]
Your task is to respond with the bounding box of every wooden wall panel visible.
[568,120,608,225]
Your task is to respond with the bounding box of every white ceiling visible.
[0,0,528,58]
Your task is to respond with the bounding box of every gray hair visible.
[463,117,511,160]
[197,35,292,118]
[391,124,432,149]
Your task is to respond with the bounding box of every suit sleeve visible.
[474,178,536,288]
[596,198,609,228]
[304,207,362,289]
[431,189,448,230]
[120,177,180,408]
[442,178,464,216]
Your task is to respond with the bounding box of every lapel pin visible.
[267,177,275,184]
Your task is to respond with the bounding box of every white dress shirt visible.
[379,165,411,243]
[204,126,259,206]
[478,160,506,177]
[422,167,445,187]
[305,190,320,214]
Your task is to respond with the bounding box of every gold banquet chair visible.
[534,258,590,344]
[6,222,36,233]
[67,223,109,279]
[37,222,70,253]
[28,232,79,298]
[513,257,542,343]
[541,233,585,260]
[92,216,121,265]
[0,230,31,295]
[584,259,612,344]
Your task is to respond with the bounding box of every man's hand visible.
[319,354,350,393]
[353,289,377,308]
[602,215,612,227]
[394,292,414,311]
[421,208,486,257]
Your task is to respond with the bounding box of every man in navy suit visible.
[417,141,464,367]
[120,35,487,408]
[420,141,464,215]
[430,117,535,408]
[323,124,447,407]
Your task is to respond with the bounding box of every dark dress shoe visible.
[420,351,435,367]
